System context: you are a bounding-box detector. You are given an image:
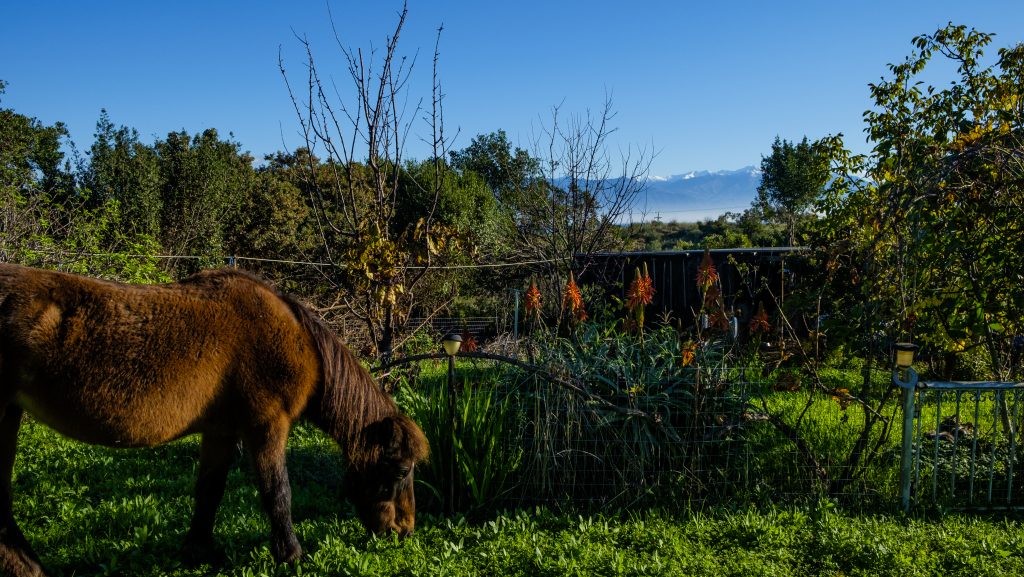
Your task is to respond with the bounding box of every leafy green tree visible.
[398,158,514,318]
[0,83,166,281]
[225,167,312,260]
[757,136,830,246]
[731,206,785,247]
[155,128,254,273]
[448,131,542,305]
[697,215,754,249]
[83,110,162,238]
[449,130,540,210]
[398,158,502,251]
[0,80,71,202]
[817,23,1024,378]
[1,80,72,263]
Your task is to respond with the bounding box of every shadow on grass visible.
[13,418,367,576]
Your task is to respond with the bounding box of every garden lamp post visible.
[442,333,463,400]
[893,342,919,511]
[442,332,463,414]
[441,333,462,513]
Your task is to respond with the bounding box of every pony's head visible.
[345,413,429,536]
[284,296,430,536]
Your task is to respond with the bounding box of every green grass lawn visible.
[12,416,1024,576]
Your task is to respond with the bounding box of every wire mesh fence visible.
[393,359,907,513]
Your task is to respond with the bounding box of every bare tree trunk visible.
[279,1,449,360]
[525,94,652,318]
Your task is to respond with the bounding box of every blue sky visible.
[3,1,1023,177]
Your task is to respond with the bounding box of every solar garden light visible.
[893,342,918,370]
[442,333,463,356]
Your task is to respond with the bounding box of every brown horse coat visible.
[0,263,428,576]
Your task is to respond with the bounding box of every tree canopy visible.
[815,23,1024,377]
[757,136,830,246]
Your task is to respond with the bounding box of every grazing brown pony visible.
[0,263,428,577]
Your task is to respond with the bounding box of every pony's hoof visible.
[271,535,302,564]
[181,533,225,567]
[0,527,49,576]
[0,555,46,577]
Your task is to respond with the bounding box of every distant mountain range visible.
[627,166,761,223]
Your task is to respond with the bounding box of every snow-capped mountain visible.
[628,166,761,223]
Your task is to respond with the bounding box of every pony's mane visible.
[280,292,428,468]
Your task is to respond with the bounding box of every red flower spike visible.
[711,309,730,330]
[749,301,770,334]
[562,272,587,324]
[525,280,542,317]
[696,250,719,289]
[626,264,655,311]
[460,327,479,353]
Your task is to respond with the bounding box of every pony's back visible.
[0,264,321,447]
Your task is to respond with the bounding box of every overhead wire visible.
[20,249,561,271]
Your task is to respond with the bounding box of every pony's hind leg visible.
[182,433,237,564]
[0,404,45,577]
[245,420,301,564]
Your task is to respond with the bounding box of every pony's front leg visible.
[183,433,237,563]
[0,404,46,577]
[246,422,301,564]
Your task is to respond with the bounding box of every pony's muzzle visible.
[383,520,413,539]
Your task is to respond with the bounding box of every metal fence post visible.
[894,367,919,511]
[512,288,520,340]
